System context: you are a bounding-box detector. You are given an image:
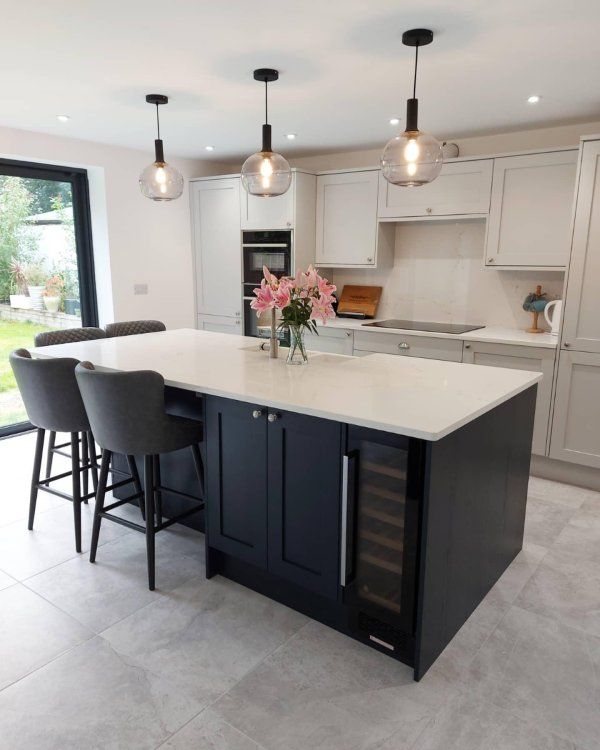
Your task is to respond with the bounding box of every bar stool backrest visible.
[9,349,90,432]
[104,320,166,338]
[75,362,172,455]
[34,327,106,347]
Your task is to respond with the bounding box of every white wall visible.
[329,221,564,330]
[0,125,229,328]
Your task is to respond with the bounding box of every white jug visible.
[544,299,563,336]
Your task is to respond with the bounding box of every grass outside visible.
[0,318,53,427]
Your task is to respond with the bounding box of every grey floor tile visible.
[466,605,600,749]
[102,575,308,709]
[515,548,600,638]
[527,476,598,509]
[400,691,576,750]
[161,708,266,749]
[0,637,203,750]
[214,621,437,750]
[25,532,203,632]
[0,500,132,580]
[0,583,91,690]
[491,542,549,603]
[524,495,577,547]
[552,504,600,564]
[0,568,16,591]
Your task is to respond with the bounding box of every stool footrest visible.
[100,512,146,533]
[155,503,204,532]
[156,484,205,503]
[103,493,143,513]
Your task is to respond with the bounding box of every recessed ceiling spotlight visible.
[56,114,69,122]
[389,117,400,125]
[285,133,297,140]
[527,95,541,104]
[205,145,215,151]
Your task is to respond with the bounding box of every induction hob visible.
[362,320,485,335]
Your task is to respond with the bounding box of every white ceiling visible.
[2,0,600,162]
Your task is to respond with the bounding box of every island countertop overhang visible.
[30,328,542,442]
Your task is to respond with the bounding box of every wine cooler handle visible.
[340,455,350,587]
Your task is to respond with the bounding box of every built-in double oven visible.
[242,230,292,344]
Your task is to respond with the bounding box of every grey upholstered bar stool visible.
[75,362,204,590]
[10,349,98,552]
[34,327,106,496]
[104,320,166,337]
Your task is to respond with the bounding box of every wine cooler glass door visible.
[342,426,423,635]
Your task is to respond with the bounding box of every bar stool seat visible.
[75,362,204,590]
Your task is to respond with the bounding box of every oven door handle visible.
[242,243,289,248]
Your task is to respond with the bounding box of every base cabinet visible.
[197,314,242,334]
[303,327,354,355]
[205,396,343,598]
[462,342,556,455]
[550,350,600,468]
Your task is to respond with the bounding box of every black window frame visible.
[0,157,98,437]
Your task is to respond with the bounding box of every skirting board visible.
[531,454,600,492]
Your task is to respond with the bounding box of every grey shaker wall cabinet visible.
[550,138,600,468]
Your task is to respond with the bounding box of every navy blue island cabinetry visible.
[202,387,536,681]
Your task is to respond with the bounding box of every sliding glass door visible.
[0,159,97,435]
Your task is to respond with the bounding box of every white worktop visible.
[31,329,541,442]
[318,318,558,348]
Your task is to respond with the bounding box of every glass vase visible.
[287,325,308,365]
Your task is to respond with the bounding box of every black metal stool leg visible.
[28,428,45,530]
[45,430,56,482]
[81,432,89,503]
[90,449,111,563]
[191,443,204,497]
[89,431,99,493]
[71,432,82,553]
[126,455,145,519]
[144,455,156,591]
[153,454,163,525]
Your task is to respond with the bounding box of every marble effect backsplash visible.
[329,220,565,331]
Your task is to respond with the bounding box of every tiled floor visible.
[0,431,599,749]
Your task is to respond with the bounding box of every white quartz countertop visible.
[31,329,542,441]
[318,318,558,348]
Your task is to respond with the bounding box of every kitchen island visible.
[32,328,540,680]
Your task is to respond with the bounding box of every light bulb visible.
[404,138,420,162]
[155,165,167,184]
[407,162,417,177]
[260,157,274,178]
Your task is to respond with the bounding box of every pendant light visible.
[241,69,292,198]
[381,29,443,187]
[139,94,184,201]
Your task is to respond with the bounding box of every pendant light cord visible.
[155,103,161,139]
[413,42,419,99]
[264,80,269,125]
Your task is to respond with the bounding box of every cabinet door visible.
[267,410,342,599]
[550,350,600,468]
[462,342,555,455]
[316,171,379,266]
[562,140,600,352]
[240,174,295,230]
[485,150,577,268]
[378,159,492,219]
[197,314,242,335]
[192,178,242,317]
[303,328,354,355]
[353,330,464,362]
[205,397,268,567]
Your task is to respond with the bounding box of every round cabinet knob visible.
[236,320,241,325]
[366,257,373,263]
[426,207,432,214]
[464,343,471,349]
[488,258,495,263]
[235,311,241,317]
[398,342,410,350]
[252,409,263,419]
[286,222,292,227]
[267,412,279,422]
[346,331,351,337]
[564,342,571,348]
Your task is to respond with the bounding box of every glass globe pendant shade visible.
[241,148,292,198]
[381,128,443,187]
[139,143,184,201]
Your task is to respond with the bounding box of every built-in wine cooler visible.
[341,425,424,661]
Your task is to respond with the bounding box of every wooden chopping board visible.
[337,285,383,318]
